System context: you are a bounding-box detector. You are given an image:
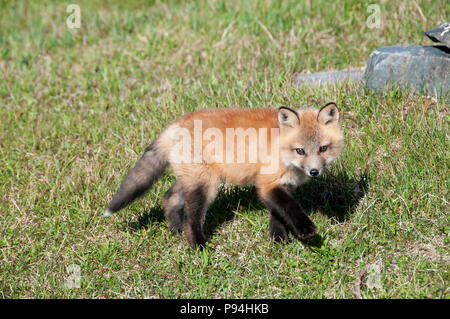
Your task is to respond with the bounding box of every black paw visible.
[293,214,317,240]
[192,239,207,250]
[270,214,289,243]
[167,213,185,234]
[168,221,184,234]
[186,231,207,250]
[270,231,290,243]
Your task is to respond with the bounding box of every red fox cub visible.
[104,103,344,248]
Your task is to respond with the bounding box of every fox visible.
[104,102,344,249]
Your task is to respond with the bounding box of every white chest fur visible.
[280,167,309,191]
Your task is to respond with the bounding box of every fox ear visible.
[318,102,339,125]
[278,106,300,128]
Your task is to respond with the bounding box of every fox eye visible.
[295,148,305,155]
[319,145,328,153]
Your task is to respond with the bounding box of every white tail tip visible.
[103,209,113,217]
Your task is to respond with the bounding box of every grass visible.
[0,0,449,298]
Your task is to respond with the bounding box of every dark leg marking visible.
[163,182,185,234]
[269,211,289,242]
[261,187,317,240]
[183,185,208,249]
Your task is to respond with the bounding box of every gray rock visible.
[292,70,363,87]
[363,45,450,98]
[424,22,450,49]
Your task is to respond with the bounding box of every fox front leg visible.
[269,211,289,242]
[260,186,317,240]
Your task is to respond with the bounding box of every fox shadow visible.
[292,171,368,222]
[128,171,368,247]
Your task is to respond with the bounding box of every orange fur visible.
[106,103,344,248]
[158,105,343,193]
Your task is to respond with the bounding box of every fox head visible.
[277,102,344,177]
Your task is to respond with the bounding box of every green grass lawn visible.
[0,0,448,298]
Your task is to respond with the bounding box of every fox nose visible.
[309,169,319,177]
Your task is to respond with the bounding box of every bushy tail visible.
[104,140,168,216]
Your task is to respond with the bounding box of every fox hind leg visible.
[163,182,185,234]
[182,178,220,249]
